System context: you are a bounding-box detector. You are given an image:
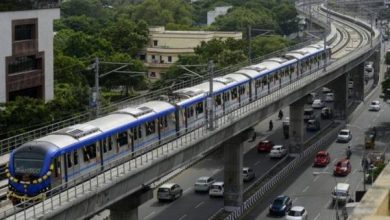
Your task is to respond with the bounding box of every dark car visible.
[321,107,333,120]
[306,119,320,132]
[313,151,330,167]
[257,140,274,153]
[269,195,292,216]
[333,159,352,176]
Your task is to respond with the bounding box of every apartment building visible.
[144,26,242,80]
[0,1,60,103]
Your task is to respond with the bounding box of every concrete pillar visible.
[289,97,306,153]
[373,50,381,85]
[330,74,348,120]
[109,186,153,220]
[349,63,364,101]
[223,129,251,212]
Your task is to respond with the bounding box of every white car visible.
[369,100,380,111]
[337,129,352,143]
[209,182,224,197]
[325,93,334,102]
[286,206,308,220]
[194,176,215,192]
[269,145,287,158]
[312,99,325,109]
[322,87,332,93]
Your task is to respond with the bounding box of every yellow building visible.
[143,26,242,80]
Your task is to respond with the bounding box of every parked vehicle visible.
[194,176,215,192]
[312,99,325,109]
[337,129,352,143]
[286,206,308,220]
[369,100,380,111]
[268,195,292,216]
[209,182,224,197]
[332,183,351,204]
[313,151,330,167]
[325,93,334,102]
[157,183,183,202]
[306,119,320,131]
[269,145,287,159]
[257,140,274,153]
[333,159,352,176]
[243,167,255,182]
[321,107,333,120]
[303,108,315,122]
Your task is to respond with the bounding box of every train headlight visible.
[43,175,48,180]
[47,171,52,176]
[33,180,38,184]
[38,178,42,183]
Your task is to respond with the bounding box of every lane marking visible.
[144,211,155,220]
[313,176,319,182]
[178,214,187,220]
[293,197,298,203]
[346,177,350,183]
[352,169,358,175]
[254,160,261,166]
[314,213,321,220]
[302,186,310,193]
[184,187,193,193]
[195,201,204,209]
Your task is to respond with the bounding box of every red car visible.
[333,159,352,176]
[257,140,274,153]
[313,151,330,167]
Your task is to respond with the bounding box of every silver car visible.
[194,176,215,192]
[157,183,183,202]
[243,167,255,182]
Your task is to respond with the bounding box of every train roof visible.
[234,68,262,79]
[285,43,325,59]
[244,57,297,78]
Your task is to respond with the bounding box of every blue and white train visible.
[7,43,331,204]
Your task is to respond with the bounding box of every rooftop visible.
[0,0,60,12]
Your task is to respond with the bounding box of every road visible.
[136,91,338,220]
[244,79,387,219]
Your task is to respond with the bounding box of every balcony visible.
[7,70,43,92]
[0,0,60,12]
[13,39,38,56]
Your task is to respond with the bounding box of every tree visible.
[102,18,149,56]
[212,7,277,32]
[54,15,100,35]
[54,52,88,86]
[250,36,293,58]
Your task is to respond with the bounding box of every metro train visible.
[7,42,331,204]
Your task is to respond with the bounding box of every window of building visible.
[168,56,172,63]
[8,56,39,74]
[14,24,35,41]
[153,40,158,46]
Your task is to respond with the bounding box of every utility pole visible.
[208,60,215,131]
[94,57,100,117]
[247,25,252,65]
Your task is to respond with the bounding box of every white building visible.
[207,6,232,25]
[0,2,60,103]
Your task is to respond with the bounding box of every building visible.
[144,26,242,80]
[0,0,60,103]
[207,6,232,25]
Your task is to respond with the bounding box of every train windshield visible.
[14,151,44,176]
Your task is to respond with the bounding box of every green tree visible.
[250,36,293,58]
[102,18,149,55]
[54,15,100,34]
[54,52,88,85]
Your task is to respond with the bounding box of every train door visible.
[116,131,130,154]
[215,94,223,118]
[72,149,80,178]
[195,101,206,127]
[222,92,231,113]
[51,157,62,188]
[185,106,196,131]
[143,120,159,149]
[239,84,250,106]
[101,136,115,164]
[132,126,142,151]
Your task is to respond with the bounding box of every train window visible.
[73,151,79,165]
[67,153,72,168]
[145,121,156,136]
[83,144,97,162]
[215,95,222,106]
[196,102,204,114]
[108,138,113,151]
[255,80,261,88]
[117,131,128,147]
[55,159,60,177]
[223,92,229,102]
[239,86,245,95]
[231,88,238,99]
